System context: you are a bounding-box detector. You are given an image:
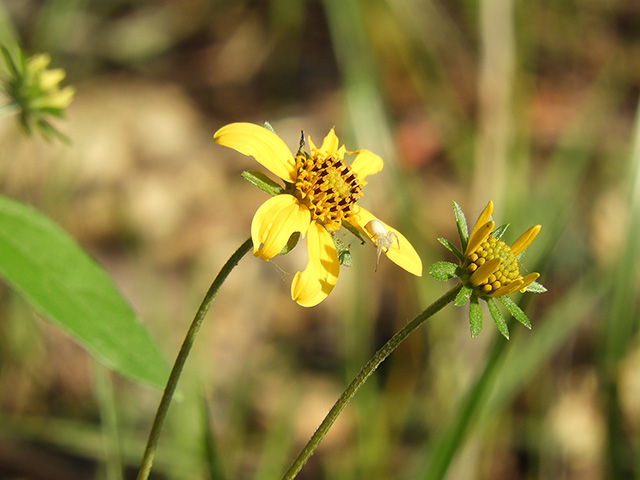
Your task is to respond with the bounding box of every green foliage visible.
[0,195,168,388]
[437,237,463,260]
[452,200,468,251]
[468,296,483,338]
[525,281,547,293]
[499,296,532,329]
[487,298,509,340]
[241,170,285,197]
[491,223,509,241]
[428,261,458,281]
[455,284,473,306]
[279,231,300,256]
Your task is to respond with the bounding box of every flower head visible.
[1,47,75,142]
[430,200,545,338]
[214,122,422,307]
[463,201,541,297]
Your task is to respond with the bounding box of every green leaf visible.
[342,221,367,245]
[279,231,300,256]
[437,237,464,260]
[492,223,510,241]
[455,284,473,306]
[0,196,168,388]
[1,46,22,80]
[468,296,483,337]
[452,201,469,252]
[487,298,509,339]
[241,170,284,197]
[263,121,277,134]
[498,296,532,329]
[525,281,547,293]
[429,261,458,281]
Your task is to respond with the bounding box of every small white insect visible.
[365,220,399,271]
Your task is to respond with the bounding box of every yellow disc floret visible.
[466,236,522,296]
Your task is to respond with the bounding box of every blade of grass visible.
[93,363,123,480]
[383,0,472,137]
[0,413,198,475]
[407,274,598,480]
[201,393,227,480]
[252,385,299,480]
[482,274,602,420]
[472,0,515,211]
[600,98,640,479]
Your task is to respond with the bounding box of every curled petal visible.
[465,221,495,257]
[469,258,501,287]
[520,272,540,292]
[491,279,524,297]
[349,207,422,276]
[467,201,494,248]
[251,195,310,260]
[214,123,297,183]
[511,225,542,256]
[291,222,340,307]
[349,149,384,185]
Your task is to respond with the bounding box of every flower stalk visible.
[136,237,253,480]
[281,283,463,480]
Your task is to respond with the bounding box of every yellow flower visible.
[24,54,75,110]
[1,48,75,141]
[214,122,423,307]
[463,201,540,297]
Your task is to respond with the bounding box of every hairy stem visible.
[282,283,463,479]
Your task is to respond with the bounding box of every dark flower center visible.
[294,153,362,231]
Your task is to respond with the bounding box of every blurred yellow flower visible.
[463,201,540,297]
[214,122,422,307]
[1,47,75,141]
[25,54,75,110]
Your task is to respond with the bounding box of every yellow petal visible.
[465,221,495,257]
[468,201,494,247]
[319,128,339,157]
[308,135,319,153]
[291,222,340,307]
[349,207,423,276]
[349,149,384,185]
[511,225,542,256]
[469,258,501,287]
[491,278,524,297]
[251,195,310,260]
[519,272,540,292]
[214,123,297,183]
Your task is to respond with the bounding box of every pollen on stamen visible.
[294,152,363,230]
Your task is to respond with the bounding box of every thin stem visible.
[281,283,463,480]
[136,237,253,480]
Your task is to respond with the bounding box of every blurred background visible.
[1,0,639,479]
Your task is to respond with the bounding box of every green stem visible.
[136,237,253,480]
[281,283,463,480]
